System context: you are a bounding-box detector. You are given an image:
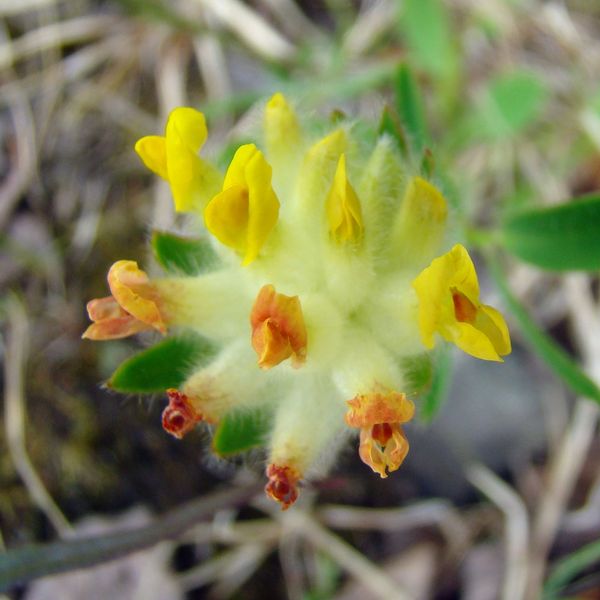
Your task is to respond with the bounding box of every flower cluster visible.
[84,93,511,509]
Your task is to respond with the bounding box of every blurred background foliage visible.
[1,0,600,598]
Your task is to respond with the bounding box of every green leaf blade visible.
[502,194,600,271]
[394,64,430,154]
[543,538,600,599]
[108,335,217,393]
[151,231,217,275]
[212,409,271,456]
[378,105,409,156]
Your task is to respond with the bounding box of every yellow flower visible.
[135,107,221,212]
[412,244,511,361]
[204,144,280,265]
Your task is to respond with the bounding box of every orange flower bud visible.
[108,261,166,334]
[250,284,307,369]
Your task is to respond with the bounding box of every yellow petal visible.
[204,144,279,265]
[223,144,259,189]
[245,148,280,264]
[476,304,512,356]
[135,136,168,180]
[325,154,364,244]
[204,185,249,253]
[165,107,207,153]
[164,109,208,212]
[107,260,166,333]
[453,321,503,361]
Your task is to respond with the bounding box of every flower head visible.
[85,94,511,509]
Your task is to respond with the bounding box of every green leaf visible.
[399,0,457,80]
[477,70,548,139]
[212,409,271,456]
[543,539,600,599]
[378,105,408,156]
[502,194,600,271]
[488,254,600,404]
[151,231,217,275]
[394,64,430,154]
[420,346,453,422]
[108,335,217,393]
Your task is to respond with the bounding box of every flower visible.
[250,284,307,369]
[325,154,364,244]
[345,390,415,478]
[83,261,166,340]
[204,144,280,265]
[85,94,511,509]
[412,244,511,361]
[135,107,221,212]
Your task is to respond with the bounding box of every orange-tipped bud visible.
[83,261,167,341]
[250,284,307,369]
[108,260,166,334]
[162,389,203,439]
[265,464,300,510]
[82,296,152,340]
